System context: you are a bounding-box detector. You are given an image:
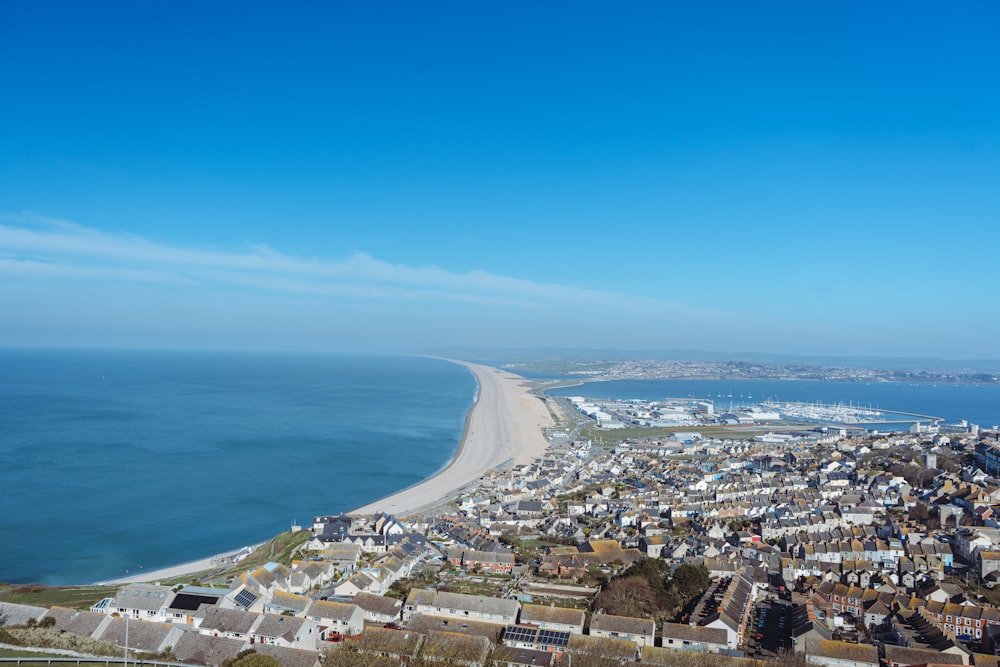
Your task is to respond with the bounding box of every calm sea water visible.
[0,350,475,585]
[547,378,1000,427]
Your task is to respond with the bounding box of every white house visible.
[307,600,365,640]
[250,614,319,651]
[588,613,655,648]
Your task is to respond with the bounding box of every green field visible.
[0,649,65,658]
[0,584,118,610]
[579,424,766,444]
[0,659,130,667]
[0,648,129,665]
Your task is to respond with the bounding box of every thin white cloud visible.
[0,258,198,286]
[0,212,733,322]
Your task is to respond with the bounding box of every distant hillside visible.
[416,346,1000,375]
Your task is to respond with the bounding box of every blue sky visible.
[1,2,998,358]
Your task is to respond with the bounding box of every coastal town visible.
[6,365,1000,667]
[499,357,1000,386]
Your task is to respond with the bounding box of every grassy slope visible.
[0,584,118,610]
[0,530,312,608]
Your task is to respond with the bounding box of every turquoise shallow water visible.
[0,350,475,585]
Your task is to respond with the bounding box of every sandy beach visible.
[100,544,265,585]
[100,360,553,585]
[99,555,219,585]
[350,360,555,516]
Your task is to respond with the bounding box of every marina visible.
[548,378,1000,430]
[762,400,885,423]
[564,392,957,432]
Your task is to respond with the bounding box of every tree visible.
[594,576,659,617]
[413,632,492,667]
[621,558,672,585]
[908,502,931,522]
[325,645,400,667]
[581,564,608,587]
[888,462,936,488]
[324,628,422,667]
[219,649,280,667]
[670,563,710,599]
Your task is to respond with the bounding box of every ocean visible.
[0,349,475,585]
[546,378,1000,428]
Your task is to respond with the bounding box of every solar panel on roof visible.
[171,593,221,612]
[503,626,530,641]
[234,589,258,609]
[538,629,570,647]
[502,625,571,648]
[503,626,540,643]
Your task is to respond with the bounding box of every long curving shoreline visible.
[350,359,554,516]
[102,360,553,584]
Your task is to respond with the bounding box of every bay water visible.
[0,350,475,585]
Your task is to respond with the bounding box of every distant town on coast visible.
[5,352,1000,667]
[445,350,1000,385]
